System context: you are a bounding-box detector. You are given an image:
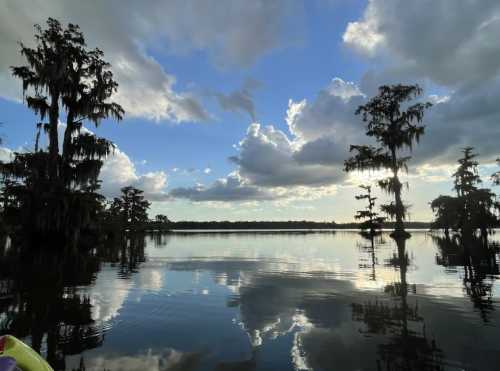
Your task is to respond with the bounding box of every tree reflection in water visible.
[357,231,385,282]
[352,236,445,370]
[433,234,499,323]
[0,234,147,370]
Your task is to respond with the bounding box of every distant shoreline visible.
[149,221,432,231]
[167,228,431,234]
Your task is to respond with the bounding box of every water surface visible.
[1,231,499,370]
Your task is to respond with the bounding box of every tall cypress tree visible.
[345,85,432,237]
[3,18,124,241]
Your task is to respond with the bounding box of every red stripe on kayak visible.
[0,336,5,353]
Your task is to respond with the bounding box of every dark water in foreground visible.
[1,231,500,370]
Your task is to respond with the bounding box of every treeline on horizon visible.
[156,220,432,230]
[0,18,498,249]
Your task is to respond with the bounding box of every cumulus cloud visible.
[99,147,170,200]
[284,78,368,169]
[231,123,346,187]
[0,0,297,122]
[169,172,279,202]
[171,79,362,204]
[343,0,500,87]
[169,78,397,203]
[286,78,365,143]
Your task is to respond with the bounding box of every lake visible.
[1,231,499,370]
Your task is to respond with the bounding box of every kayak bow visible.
[0,335,53,371]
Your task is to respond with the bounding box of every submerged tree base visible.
[390,230,411,239]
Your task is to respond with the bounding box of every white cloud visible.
[84,348,201,371]
[231,123,345,187]
[343,8,384,56]
[0,147,13,163]
[86,268,132,323]
[99,147,169,200]
[343,0,500,87]
[0,0,298,122]
[286,78,365,144]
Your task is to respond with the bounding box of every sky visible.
[0,0,499,222]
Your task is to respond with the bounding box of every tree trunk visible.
[62,111,74,162]
[62,110,75,187]
[48,90,60,181]
[391,147,405,235]
[480,226,488,245]
[394,179,405,233]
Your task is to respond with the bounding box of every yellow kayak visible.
[0,335,53,371]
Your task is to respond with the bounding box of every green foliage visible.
[453,147,481,197]
[104,186,151,232]
[1,18,124,244]
[11,18,84,179]
[430,148,499,239]
[430,195,461,234]
[354,185,385,233]
[452,147,499,236]
[11,18,124,176]
[345,84,432,234]
[155,214,170,224]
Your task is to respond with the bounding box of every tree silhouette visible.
[430,195,460,238]
[453,147,481,199]
[354,185,385,234]
[3,18,124,242]
[11,18,80,180]
[452,147,499,239]
[11,19,123,177]
[105,186,151,231]
[155,214,170,224]
[344,85,432,237]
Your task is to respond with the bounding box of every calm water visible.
[1,231,500,370]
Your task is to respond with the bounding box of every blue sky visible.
[1,0,499,222]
